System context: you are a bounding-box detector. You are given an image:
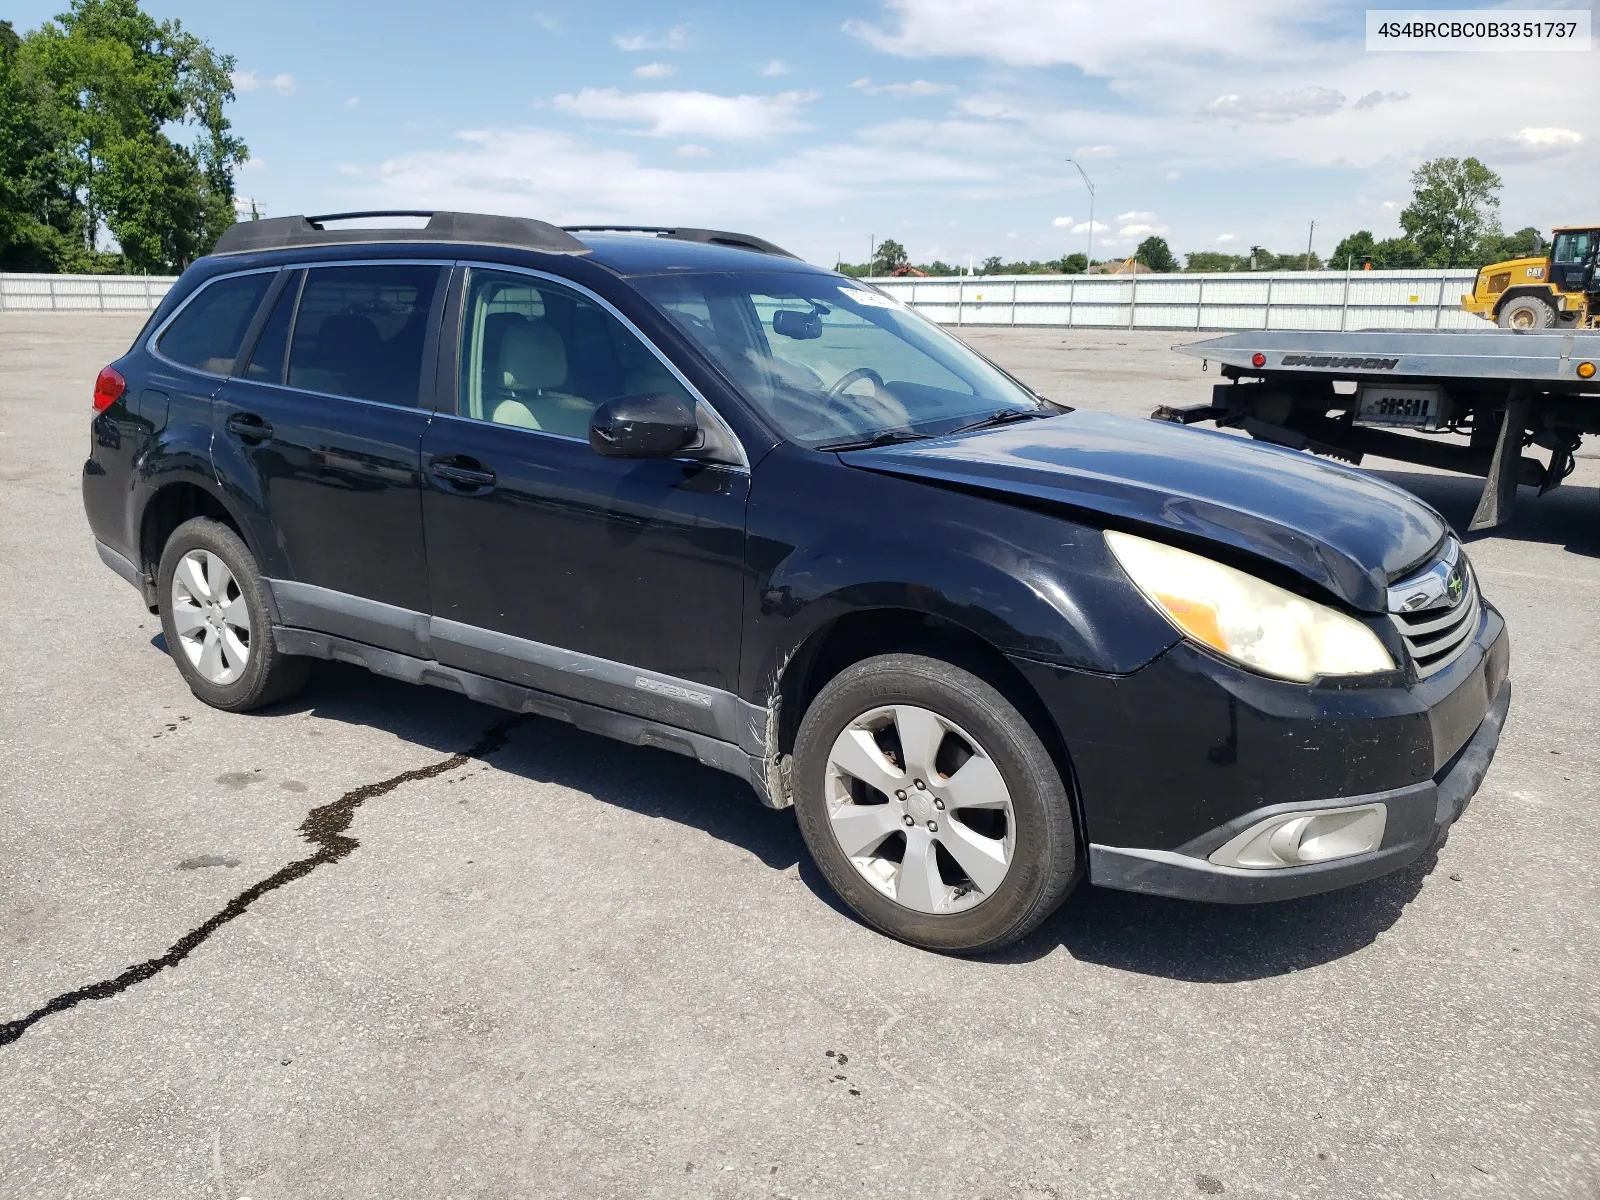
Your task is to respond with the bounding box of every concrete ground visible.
[1,315,1595,1200]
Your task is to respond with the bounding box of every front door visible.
[420,266,750,738]
[213,262,448,656]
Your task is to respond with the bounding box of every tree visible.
[1331,230,1377,270]
[871,238,908,274]
[1372,237,1423,269]
[979,255,1003,275]
[1475,225,1544,265]
[1134,235,1177,272]
[0,0,247,273]
[1400,156,1501,268]
[1057,252,1087,274]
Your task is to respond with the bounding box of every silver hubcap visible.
[170,549,250,686]
[824,704,1015,915]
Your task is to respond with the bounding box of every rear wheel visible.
[1497,295,1555,330]
[157,517,309,711]
[792,652,1080,954]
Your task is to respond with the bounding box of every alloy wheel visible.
[823,704,1015,914]
[170,549,251,685]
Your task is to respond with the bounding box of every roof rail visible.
[562,225,800,260]
[212,211,590,256]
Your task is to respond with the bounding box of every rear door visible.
[213,261,448,656]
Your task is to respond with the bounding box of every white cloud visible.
[675,143,711,157]
[345,96,360,108]
[615,25,689,52]
[1119,222,1167,237]
[1070,220,1109,234]
[761,59,790,77]
[532,12,559,31]
[1216,233,1237,243]
[1381,200,1398,210]
[352,126,992,234]
[1116,210,1159,223]
[850,77,956,97]
[843,0,1300,74]
[633,62,676,79]
[1073,144,1116,158]
[553,87,819,140]
[230,70,295,95]
[1203,87,1344,123]
[1353,90,1408,110]
[1514,127,1583,149]
[1051,215,1074,227]
[240,156,265,171]
[1164,169,1182,180]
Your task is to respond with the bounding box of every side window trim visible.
[146,266,281,380]
[231,268,291,379]
[447,260,749,471]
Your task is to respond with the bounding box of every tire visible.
[1497,295,1555,330]
[792,652,1080,955]
[157,517,310,712]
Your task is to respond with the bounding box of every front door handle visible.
[427,455,497,492]
[226,412,272,443]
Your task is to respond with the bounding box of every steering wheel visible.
[826,366,887,400]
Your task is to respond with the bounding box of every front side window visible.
[458,268,694,439]
[287,264,442,405]
[157,272,273,375]
[633,271,1046,448]
[1551,231,1594,264]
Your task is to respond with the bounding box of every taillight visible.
[1250,352,1266,368]
[93,365,126,413]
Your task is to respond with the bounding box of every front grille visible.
[1387,542,1480,679]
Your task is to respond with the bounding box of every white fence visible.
[0,267,1487,332]
[870,269,1484,332]
[0,273,176,312]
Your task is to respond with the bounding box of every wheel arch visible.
[1492,286,1559,320]
[765,606,1087,843]
[136,478,273,616]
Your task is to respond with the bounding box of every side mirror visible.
[772,308,822,340]
[589,392,700,458]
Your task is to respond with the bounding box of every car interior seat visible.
[491,320,594,438]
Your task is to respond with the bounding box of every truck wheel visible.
[1497,296,1555,329]
[792,652,1081,955]
[157,517,310,712]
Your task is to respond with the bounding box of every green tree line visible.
[0,0,246,274]
[848,157,1541,277]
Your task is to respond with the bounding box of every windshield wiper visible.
[948,407,1047,436]
[814,429,931,452]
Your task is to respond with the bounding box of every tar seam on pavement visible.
[0,714,528,1048]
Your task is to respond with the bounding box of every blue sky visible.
[10,0,1594,266]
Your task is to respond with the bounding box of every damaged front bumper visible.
[1012,602,1511,904]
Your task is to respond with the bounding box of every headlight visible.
[1106,531,1394,682]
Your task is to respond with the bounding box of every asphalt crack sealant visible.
[0,714,527,1048]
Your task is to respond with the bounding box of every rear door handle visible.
[226,412,272,443]
[427,455,497,492]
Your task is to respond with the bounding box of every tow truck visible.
[1155,328,1600,530]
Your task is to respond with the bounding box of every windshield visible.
[634,270,1047,448]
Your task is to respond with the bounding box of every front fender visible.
[738,446,1178,703]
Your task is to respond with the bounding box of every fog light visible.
[1208,803,1386,870]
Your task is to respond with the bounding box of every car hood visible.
[841,410,1447,612]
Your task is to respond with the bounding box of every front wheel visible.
[1497,295,1555,330]
[157,517,310,711]
[792,652,1081,954]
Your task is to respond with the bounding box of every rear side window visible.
[157,273,273,375]
[288,265,442,405]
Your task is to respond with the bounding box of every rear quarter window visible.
[157,272,274,375]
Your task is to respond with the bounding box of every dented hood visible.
[841,411,1448,612]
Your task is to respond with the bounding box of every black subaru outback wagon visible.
[83,211,1511,953]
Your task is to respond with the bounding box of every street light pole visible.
[1066,158,1096,269]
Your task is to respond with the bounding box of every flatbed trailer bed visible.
[1161,329,1600,529]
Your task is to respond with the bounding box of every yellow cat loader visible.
[1462,226,1599,329]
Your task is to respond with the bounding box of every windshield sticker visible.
[837,287,903,310]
